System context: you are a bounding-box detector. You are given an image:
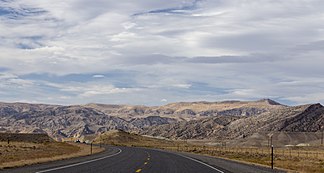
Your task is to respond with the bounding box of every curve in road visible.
[1,146,283,173]
[35,148,122,173]
[32,147,223,173]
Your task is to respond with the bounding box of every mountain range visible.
[0,99,323,143]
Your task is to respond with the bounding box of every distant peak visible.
[305,103,323,110]
[257,99,282,105]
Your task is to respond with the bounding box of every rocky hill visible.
[0,99,323,142]
[85,99,284,121]
[141,103,324,140]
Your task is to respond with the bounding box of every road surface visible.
[1,146,284,173]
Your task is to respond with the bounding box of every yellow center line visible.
[134,151,150,172]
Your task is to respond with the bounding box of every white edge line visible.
[178,154,224,173]
[35,148,122,173]
[147,147,224,173]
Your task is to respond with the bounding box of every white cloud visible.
[0,0,324,105]
[92,74,105,78]
[50,82,141,98]
[286,93,324,105]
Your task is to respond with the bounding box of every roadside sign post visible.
[268,133,274,169]
[271,145,274,169]
[268,133,273,147]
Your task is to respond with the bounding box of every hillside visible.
[0,99,323,143]
[0,133,103,169]
[142,103,324,140]
[0,133,53,143]
[85,99,284,121]
[93,130,175,147]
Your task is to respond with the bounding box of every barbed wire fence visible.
[165,131,324,171]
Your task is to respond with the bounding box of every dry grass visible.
[162,146,324,173]
[93,130,177,148]
[0,142,104,169]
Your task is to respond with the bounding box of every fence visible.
[168,145,324,160]
[163,131,324,172]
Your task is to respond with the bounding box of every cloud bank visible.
[1,0,324,105]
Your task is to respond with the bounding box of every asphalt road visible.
[1,146,284,173]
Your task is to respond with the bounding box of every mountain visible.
[85,99,284,121]
[141,103,324,140]
[0,99,323,143]
[0,103,134,140]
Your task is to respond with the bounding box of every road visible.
[1,146,284,173]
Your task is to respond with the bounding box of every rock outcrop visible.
[0,99,323,141]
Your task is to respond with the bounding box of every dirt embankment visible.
[0,133,104,169]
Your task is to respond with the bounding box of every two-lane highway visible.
[38,147,224,173]
[1,146,283,173]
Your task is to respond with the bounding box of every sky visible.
[0,0,324,106]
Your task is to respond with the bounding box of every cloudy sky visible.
[0,0,324,106]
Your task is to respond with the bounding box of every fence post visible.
[90,143,93,155]
[99,136,102,148]
[321,131,323,146]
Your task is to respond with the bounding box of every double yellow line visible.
[135,151,151,172]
